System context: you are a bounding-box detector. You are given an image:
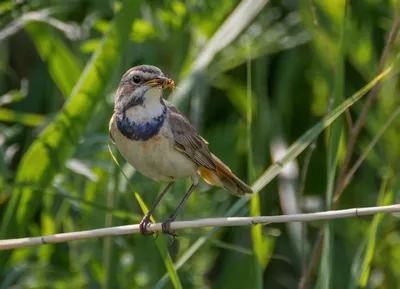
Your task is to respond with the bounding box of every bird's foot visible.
[161,217,178,238]
[139,214,154,236]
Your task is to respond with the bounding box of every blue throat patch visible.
[116,108,166,141]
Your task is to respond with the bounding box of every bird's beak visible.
[145,76,175,89]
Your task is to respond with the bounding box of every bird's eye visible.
[132,75,141,84]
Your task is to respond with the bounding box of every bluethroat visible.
[109,65,253,236]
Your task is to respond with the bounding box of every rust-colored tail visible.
[199,154,253,197]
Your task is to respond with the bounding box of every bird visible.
[109,64,253,236]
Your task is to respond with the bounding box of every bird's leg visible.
[139,181,174,236]
[162,182,198,237]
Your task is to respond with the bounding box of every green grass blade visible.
[0,0,141,271]
[155,66,393,288]
[349,177,393,289]
[359,183,392,287]
[0,0,13,15]
[134,194,183,289]
[0,108,44,126]
[25,22,82,98]
[103,165,119,289]
[170,0,269,107]
[247,57,263,288]
[108,146,183,289]
[210,239,254,255]
[319,3,347,288]
[251,68,391,194]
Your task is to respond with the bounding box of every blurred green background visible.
[1,0,400,288]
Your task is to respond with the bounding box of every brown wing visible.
[165,101,216,172]
[165,101,252,196]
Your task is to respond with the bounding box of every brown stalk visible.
[333,18,400,206]
[298,12,400,289]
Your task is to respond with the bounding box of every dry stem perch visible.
[1,204,399,250]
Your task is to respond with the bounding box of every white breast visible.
[110,117,199,183]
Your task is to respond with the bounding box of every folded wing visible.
[165,101,253,197]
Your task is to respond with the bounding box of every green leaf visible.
[131,19,158,43]
[252,71,392,194]
[25,22,82,98]
[134,193,183,289]
[0,108,44,126]
[247,58,264,289]
[80,39,102,54]
[169,0,269,107]
[359,183,393,287]
[0,1,13,14]
[349,177,394,288]
[0,0,142,271]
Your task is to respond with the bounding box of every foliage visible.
[0,0,400,288]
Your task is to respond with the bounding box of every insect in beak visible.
[145,76,175,89]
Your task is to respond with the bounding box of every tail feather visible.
[199,154,253,197]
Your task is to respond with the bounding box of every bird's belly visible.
[113,130,198,182]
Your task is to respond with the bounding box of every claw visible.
[168,235,177,248]
[139,215,154,236]
[161,217,179,238]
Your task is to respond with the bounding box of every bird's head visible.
[114,65,174,113]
